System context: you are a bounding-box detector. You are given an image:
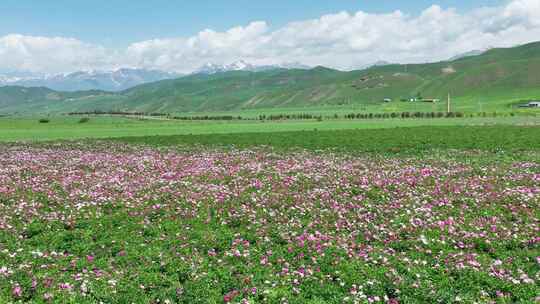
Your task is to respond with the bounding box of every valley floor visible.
[0,115,539,142]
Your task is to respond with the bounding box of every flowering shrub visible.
[0,143,538,303]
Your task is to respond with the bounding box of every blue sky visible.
[1,0,538,74]
[0,0,505,47]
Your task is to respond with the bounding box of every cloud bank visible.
[1,0,539,74]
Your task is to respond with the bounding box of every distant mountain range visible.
[1,41,539,114]
[0,62,310,92]
[194,60,311,75]
[0,68,182,92]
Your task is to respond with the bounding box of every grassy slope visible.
[0,86,116,113]
[90,42,540,113]
[1,42,540,114]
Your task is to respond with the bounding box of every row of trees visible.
[172,115,241,121]
[67,111,169,117]
[65,110,530,121]
[258,114,322,121]
[344,112,465,119]
[172,112,471,121]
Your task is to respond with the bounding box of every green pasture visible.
[1,115,539,142]
[113,125,540,156]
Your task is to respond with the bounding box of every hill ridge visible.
[1,41,540,114]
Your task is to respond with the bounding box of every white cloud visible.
[125,21,270,72]
[1,0,540,74]
[504,0,540,26]
[0,34,123,74]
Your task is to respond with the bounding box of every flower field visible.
[0,143,538,303]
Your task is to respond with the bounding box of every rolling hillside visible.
[1,42,540,114]
[0,87,116,113]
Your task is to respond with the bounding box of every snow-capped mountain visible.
[0,71,42,84]
[194,60,311,75]
[274,62,312,70]
[0,62,312,91]
[370,60,392,67]
[448,49,490,61]
[195,61,254,74]
[0,68,182,92]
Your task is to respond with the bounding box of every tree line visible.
[65,110,529,121]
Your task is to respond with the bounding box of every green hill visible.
[2,42,540,115]
[0,86,117,114]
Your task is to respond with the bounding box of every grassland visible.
[1,115,539,142]
[112,125,540,155]
[154,99,540,119]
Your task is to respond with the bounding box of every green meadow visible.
[0,115,539,142]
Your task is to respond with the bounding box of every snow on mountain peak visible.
[194,60,310,75]
[0,68,182,91]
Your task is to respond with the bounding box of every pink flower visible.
[59,282,73,290]
[86,255,94,263]
[223,290,239,303]
[421,168,433,177]
[12,284,22,298]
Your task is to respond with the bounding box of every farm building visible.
[383,98,392,102]
[519,101,540,108]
